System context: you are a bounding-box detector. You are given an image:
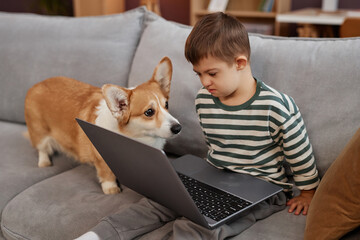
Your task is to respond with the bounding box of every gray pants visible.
[80,192,286,240]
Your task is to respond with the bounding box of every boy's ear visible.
[235,56,248,70]
[152,57,173,95]
[102,84,131,124]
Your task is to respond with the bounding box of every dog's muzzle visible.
[171,123,182,134]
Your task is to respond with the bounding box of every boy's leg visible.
[169,191,287,240]
[78,192,286,240]
[78,197,178,240]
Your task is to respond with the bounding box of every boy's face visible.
[193,56,241,99]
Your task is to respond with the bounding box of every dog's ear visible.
[102,84,131,124]
[152,57,172,96]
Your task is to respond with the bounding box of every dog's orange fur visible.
[24,57,181,194]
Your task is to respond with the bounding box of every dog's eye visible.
[144,108,155,117]
[165,101,169,109]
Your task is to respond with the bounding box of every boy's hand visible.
[286,189,316,215]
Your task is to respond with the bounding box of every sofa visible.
[0,6,359,239]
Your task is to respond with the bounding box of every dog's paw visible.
[38,151,52,167]
[101,181,121,194]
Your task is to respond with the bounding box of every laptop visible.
[76,119,283,229]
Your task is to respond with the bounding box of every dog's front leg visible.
[93,156,121,194]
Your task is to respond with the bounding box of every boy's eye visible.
[144,108,155,117]
[209,72,217,77]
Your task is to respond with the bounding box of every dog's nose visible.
[171,124,182,134]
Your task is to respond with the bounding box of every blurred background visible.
[1,0,359,37]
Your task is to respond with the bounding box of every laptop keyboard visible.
[178,173,252,222]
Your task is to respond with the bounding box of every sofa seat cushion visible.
[1,164,143,240]
[229,210,306,240]
[0,7,146,123]
[0,121,78,223]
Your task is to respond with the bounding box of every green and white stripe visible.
[195,80,319,190]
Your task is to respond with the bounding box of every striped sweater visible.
[195,80,319,190]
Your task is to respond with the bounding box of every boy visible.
[78,12,320,240]
[185,12,319,216]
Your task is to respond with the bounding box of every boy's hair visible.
[185,12,250,66]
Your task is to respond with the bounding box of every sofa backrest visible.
[1,8,359,178]
[249,35,360,176]
[129,11,360,177]
[0,7,146,123]
[128,12,208,159]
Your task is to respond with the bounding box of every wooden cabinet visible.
[73,0,125,17]
[190,0,291,36]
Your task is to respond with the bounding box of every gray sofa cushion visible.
[1,165,143,240]
[0,121,78,224]
[0,7,146,123]
[128,12,208,158]
[248,35,360,176]
[231,210,306,240]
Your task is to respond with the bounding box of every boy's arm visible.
[273,98,320,215]
[286,188,316,215]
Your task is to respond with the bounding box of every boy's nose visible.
[201,77,212,88]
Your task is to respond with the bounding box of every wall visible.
[292,0,360,10]
[0,0,37,13]
[0,0,73,15]
[0,0,189,25]
[126,0,189,25]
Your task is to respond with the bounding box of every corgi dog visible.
[24,57,181,194]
